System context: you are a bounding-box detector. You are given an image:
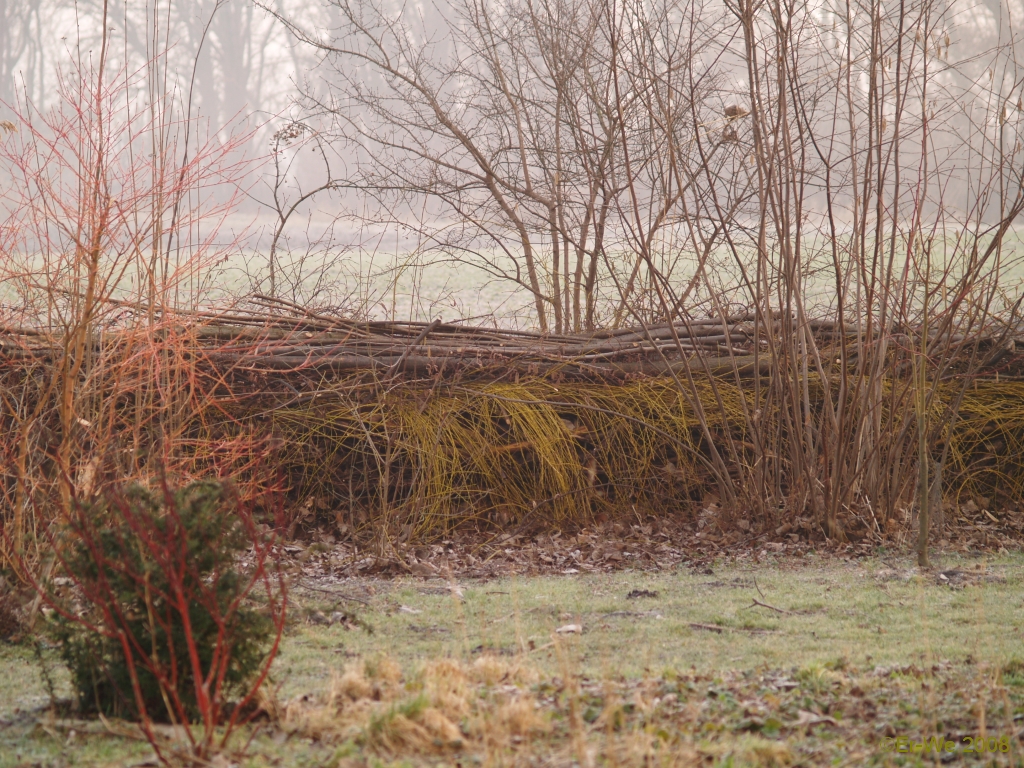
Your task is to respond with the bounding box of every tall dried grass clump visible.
[271,371,1024,541]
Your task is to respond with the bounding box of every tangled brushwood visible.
[32,479,286,761]
[3,304,1024,559]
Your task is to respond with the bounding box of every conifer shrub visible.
[41,479,286,757]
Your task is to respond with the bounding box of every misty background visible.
[3,0,1024,328]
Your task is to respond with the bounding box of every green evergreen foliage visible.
[52,481,275,721]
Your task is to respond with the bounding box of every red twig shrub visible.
[36,478,286,761]
[0,25,252,568]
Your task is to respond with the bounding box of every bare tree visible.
[266,0,753,334]
[644,0,1024,544]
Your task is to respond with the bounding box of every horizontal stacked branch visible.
[4,297,1023,382]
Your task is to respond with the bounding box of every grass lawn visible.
[2,550,1023,766]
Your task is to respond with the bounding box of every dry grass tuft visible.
[366,709,436,753]
[470,653,538,687]
[279,654,555,761]
[701,736,793,767]
[494,696,547,738]
[471,653,510,686]
[365,655,403,685]
[330,663,375,703]
[604,729,701,767]
[421,658,471,719]
[420,706,463,744]
[282,655,476,755]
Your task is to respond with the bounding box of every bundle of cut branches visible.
[2,295,1023,382]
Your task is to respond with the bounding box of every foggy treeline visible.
[0,0,298,149]
[3,0,1024,326]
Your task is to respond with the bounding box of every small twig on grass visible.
[689,622,727,633]
[749,577,793,613]
[753,576,767,601]
[746,598,794,615]
[688,621,780,634]
[296,580,372,606]
[528,640,556,653]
